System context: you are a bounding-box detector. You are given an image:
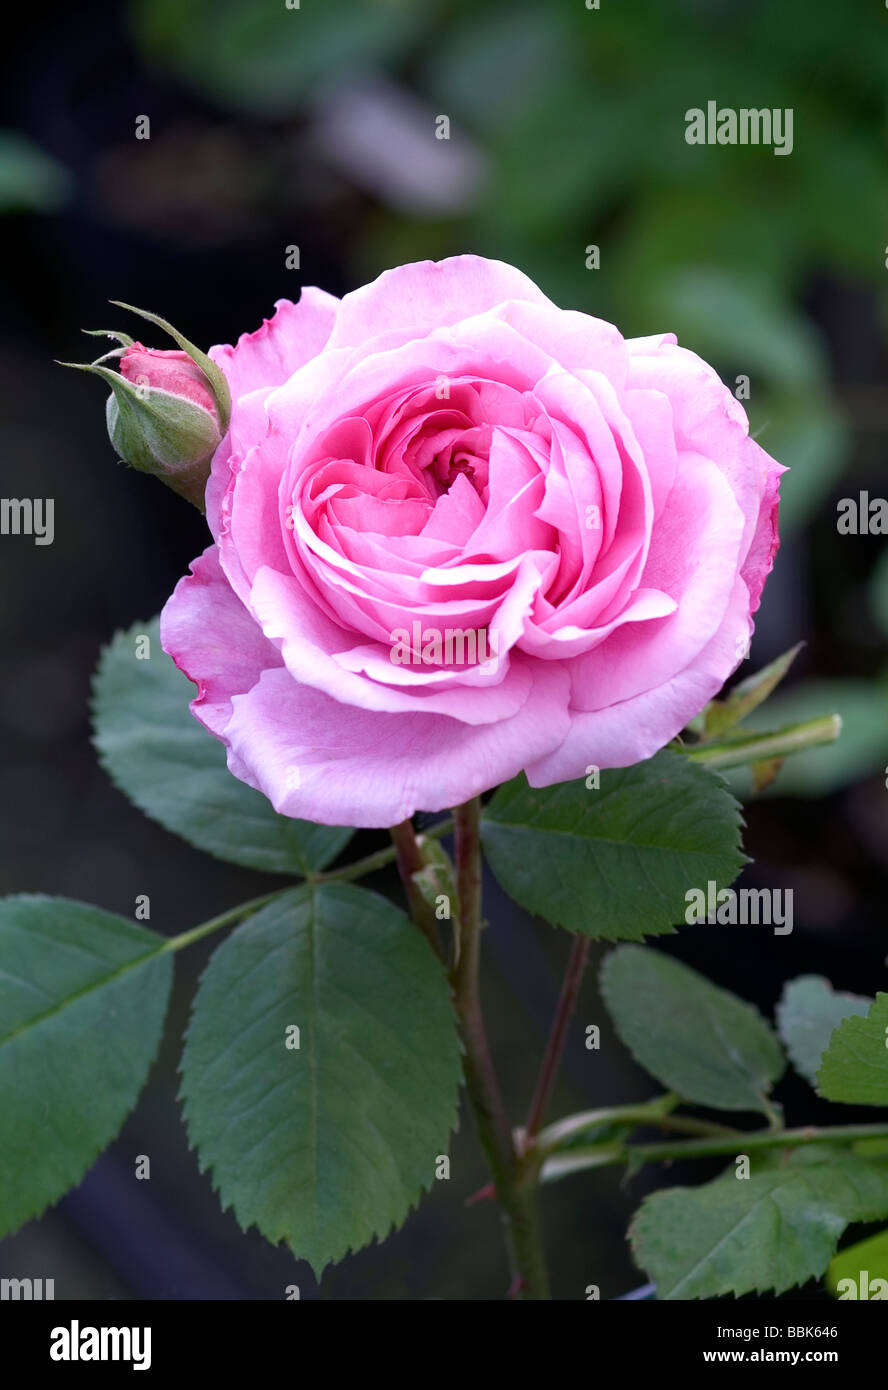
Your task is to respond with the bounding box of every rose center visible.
[435,451,477,494]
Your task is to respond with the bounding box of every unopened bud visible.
[60,303,231,511]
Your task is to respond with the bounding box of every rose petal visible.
[224,658,571,827]
[524,576,752,783]
[209,288,340,399]
[160,544,282,738]
[325,254,554,351]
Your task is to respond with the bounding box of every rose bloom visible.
[161,256,783,828]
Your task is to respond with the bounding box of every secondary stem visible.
[525,936,590,1141]
[626,1122,888,1164]
[535,1122,888,1181]
[161,889,287,954]
[686,714,841,770]
[154,814,450,953]
[451,797,551,1300]
[317,816,454,885]
[536,1096,737,1157]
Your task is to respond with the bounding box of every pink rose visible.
[161,256,783,828]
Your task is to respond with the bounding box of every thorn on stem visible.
[465,1181,496,1206]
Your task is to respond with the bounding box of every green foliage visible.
[735,679,888,797]
[601,946,784,1116]
[130,0,431,116]
[537,1127,632,1185]
[818,994,888,1106]
[0,896,172,1237]
[631,1150,888,1299]
[481,751,745,940]
[777,975,871,1089]
[537,1096,678,1187]
[93,618,352,875]
[827,1228,888,1298]
[34,0,888,1297]
[703,644,803,738]
[180,883,462,1275]
[0,131,70,213]
[131,0,887,534]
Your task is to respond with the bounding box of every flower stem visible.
[317,817,454,885]
[624,1122,888,1165]
[524,936,590,1142]
[535,1122,888,1182]
[450,797,551,1300]
[686,714,841,770]
[389,819,444,957]
[161,889,289,954]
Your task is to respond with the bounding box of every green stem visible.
[316,817,454,885]
[535,1097,737,1158]
[760,1094,784,1131]
[160,888,289,954]
[157,820,457,956]
[537,1121,888,1183]
[652,1113,741,1139]
[686,714,841,770]
[534,1096,888,1181]
[625,1122,888,1165]
[388,819,444,957]
[451,797,551,1301]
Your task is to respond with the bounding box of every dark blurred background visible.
[1,0,886,1300]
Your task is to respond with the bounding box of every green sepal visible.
[110,300,231,430]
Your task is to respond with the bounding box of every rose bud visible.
[61,303,231,511]
[106,343,223,509]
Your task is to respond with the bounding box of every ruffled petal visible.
[159,544,283,737]
[524,576,751,783]
[223,659,571,827]
[325,255,553,351]
[209,288,340,399]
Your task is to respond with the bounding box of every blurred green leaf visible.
[130,0,431,116]
[601,945,784,1115]
[757,392,850,532]
[421,3,565,138]
[631,267,826,391]
[0,131,70,213]
[777,975,871,1089]
[827,1228,888,1298]
[741,679,888,796]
